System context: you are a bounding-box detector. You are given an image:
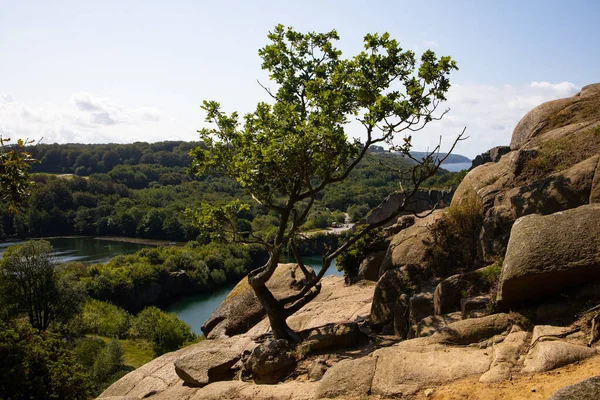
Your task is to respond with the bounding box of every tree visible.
[0,240,86,331]
[0,136,37,213]
[189,25,462,340]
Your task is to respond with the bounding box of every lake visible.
[0,237,150,264]
[0,237,343,335]
[441,162,472,172]
[166,255,343,334]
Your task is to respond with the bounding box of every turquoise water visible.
[167,256,343,334]
[0,237,149,264]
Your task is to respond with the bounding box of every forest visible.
[0,141,466,241]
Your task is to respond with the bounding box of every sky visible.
[1,0,599,159]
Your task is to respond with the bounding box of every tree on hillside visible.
[0,136,37,213]
[189,25,463,340]
[0,240,86,331]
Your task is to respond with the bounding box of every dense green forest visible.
[0,141,465,241]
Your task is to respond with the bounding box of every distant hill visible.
[410,151,471,164]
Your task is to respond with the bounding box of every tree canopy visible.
[0,137,37,213]
[190,25,461,340]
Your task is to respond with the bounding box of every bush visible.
[336,227,385,278]
[426,193,483,277]
[82,300,131,338]
[131,306,196,355]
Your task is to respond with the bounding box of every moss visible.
[521,125,600,181]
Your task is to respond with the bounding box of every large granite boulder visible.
[511,83,600,150]
[434,264,499,315]
[369,269,412,330]
[201,263,312,339]
[497,204,600,308]
[378,210,444,277]
[243,339,296,383]
[357,250,386,282]
[173,337,254,387]
[549,376,600,400]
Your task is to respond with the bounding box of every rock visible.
[302,322,363,351]
[99,349,187,398]
[461,295,491,319]
[470,146,511,170]
[522,341,595,373]
[357,250,386,282]
[244,339,296,383]
[384,215,416,237]
[202,263,312,339]
[361,190,453,226]
[247,276,374,338]
[392,293,410,338]
[173,337,253,387]
[497,204,600,309]
[190,380,318,400]
[410,292,434,327]
[411,312,462,338]
[371,338,493,397]
[548,376,600,400]
[307,359,327,381]
[510,83,600,150]
[536,302,577,322]
[479,330,528,383]
[314,356,377,399]
[370,269,412,329]
[434,265,497,315]
[379,210,445,277]
[434,313,513,345]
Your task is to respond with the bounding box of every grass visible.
[521,125,600,181]
[89,335,155,368]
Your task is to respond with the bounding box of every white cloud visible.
[0,82,582,159]
[0,92,187,144]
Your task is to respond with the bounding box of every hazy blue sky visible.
[1,0,598,158]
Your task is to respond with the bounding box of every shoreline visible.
[0,235,186,247]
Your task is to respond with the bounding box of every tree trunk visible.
[251,282,294,340]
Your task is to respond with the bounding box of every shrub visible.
[82,299,131,338]
[426,192,483,277]
[131,306,196,355]
[336,227,385,278]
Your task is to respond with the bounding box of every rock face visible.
[357,250,385,282]
[201,263,312,339]
[361,189,454,227]
[244,339,296,383]
[497,204,600,308]
[549,376,600,400]
[173,337,254,386]
[433,265,497,315]
[369,269,411,330]
[511,83,600,150]
[452,84,600,262]
[379,209,444,276]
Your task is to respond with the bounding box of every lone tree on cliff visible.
[189,25,462,340]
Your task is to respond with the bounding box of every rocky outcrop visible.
[369,269,411,330]
[470,146,511,170]
[243,339,296,383]
[511,83,600,150]
[497,204,600,308]
[202,263,312,339]
[173,336,254,386]
[361,189,454,227]
[378,209,444,277]
[357,250,385,281]
[549,376,600,400]
[433,265,497,315]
